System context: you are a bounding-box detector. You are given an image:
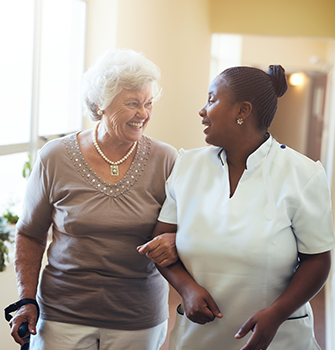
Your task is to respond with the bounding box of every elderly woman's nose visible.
[136,106,146,118]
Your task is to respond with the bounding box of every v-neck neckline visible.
[63,132,152,198]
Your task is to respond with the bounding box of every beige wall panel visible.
[85,0,118,68]
[83,0,119,130]
[269,75,312,154]
[116,0,212,150]
[209,0,335,38]
[241,36,331,73]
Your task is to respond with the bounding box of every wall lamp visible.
[289,73,305,86]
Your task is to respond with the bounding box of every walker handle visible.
[18,322,30,350]
[18,322,29,338]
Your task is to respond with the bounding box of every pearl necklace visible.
[92,122,137,177]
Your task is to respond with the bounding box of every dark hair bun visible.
[267,65,287,98]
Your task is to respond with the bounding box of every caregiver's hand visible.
[181,281,223,325]
[137,232,177,267]
[235,306,283,350]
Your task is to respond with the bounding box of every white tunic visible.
[158,136,335,350]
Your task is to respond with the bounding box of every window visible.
[0,0,35,146]
[0,0,87,215]
[38,0,86,136]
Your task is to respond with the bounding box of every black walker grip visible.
[4,299,40,350]
[18,322,29,338]
[21,343,29,350]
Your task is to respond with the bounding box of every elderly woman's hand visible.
[137,232,177,267]
[9,304,38,346]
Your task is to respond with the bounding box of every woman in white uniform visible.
[140,65,335,349]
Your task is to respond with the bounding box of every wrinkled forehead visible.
[121,82,153,97]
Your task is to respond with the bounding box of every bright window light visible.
[210,34,242,82]
[0,0,34,145]
[38,0,86,136]
[0,153,29,215]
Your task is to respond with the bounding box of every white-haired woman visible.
[9,49,178,350]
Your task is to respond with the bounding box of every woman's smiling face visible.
[199,76,240,148]
[102,82,153,145]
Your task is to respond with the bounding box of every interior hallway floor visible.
[160,285,326,350]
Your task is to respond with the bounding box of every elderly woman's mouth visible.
[127,121,144,128]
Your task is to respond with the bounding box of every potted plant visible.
[0,218,10,271]
[2,210,19,225]
[0,155,31,271]
[22,154,32,179]
[0,208,18,271]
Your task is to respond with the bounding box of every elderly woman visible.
[9,49,178,350]
[139,65,335,349]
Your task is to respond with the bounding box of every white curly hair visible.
[82,48,162,121]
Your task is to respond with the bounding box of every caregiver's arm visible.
[236,251,331,350]
[140,221,222,324]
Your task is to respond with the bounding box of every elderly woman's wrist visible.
[17,286,38,300]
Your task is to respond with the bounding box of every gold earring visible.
[237,118,244,125]
[97,110,104,116]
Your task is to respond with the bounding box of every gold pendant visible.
[110,165,119,176]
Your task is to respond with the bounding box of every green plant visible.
[3,210,19,225]
[22,154,32,179]
[0,228,9,242]
[0,155,27,271]
[0,241,9,272]
[0,219,10,272]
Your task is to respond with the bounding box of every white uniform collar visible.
[218,134,273,171]
[245,134,272,170]
[218,134,276,221]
